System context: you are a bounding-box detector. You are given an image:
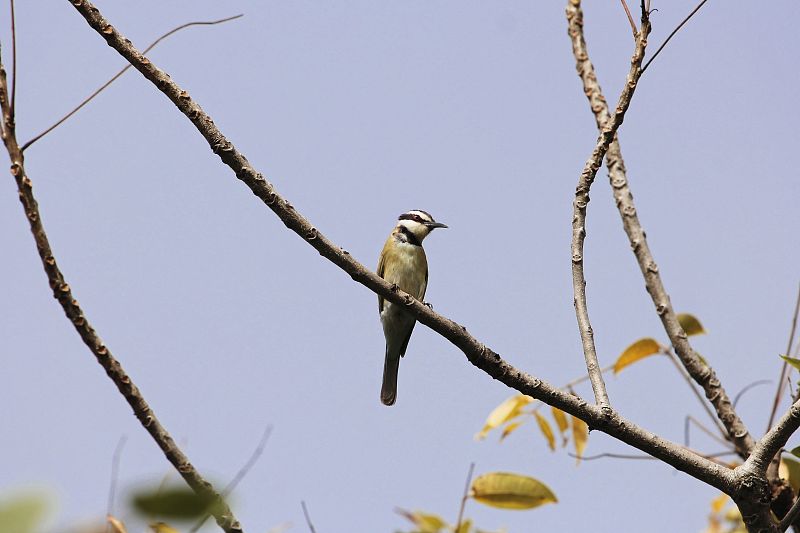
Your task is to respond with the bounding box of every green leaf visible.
[470,472,557,510]
[677,313,706,336]
[781,355,800,372]
[0,492,49,533]
[791,446,800,459]
[613,337,662,374]
[131,486,219,520]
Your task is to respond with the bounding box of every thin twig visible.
[685,415,732,448]
[455,462,475,531]
[20,14,243,152]
[105,435,128,532]
[66,0,740,496]
[563,362,615,390]
[565,0,755,459]
[571,450,736,462]
[767,283,800,432]
[734,380,772,410]
[9,0,16,121]
[640,0,710,74]
[780,493,800,532]
[620,0,637,36]
[189,426,273,533]
[0,45,243,533]
[301,501,317,533]
[666,349,729,439]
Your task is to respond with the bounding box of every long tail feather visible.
[381,351,400,406]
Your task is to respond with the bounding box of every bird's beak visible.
[426,222,448,229]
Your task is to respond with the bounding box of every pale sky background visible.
[2,1,799,532]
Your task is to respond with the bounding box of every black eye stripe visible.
[398,213,429,224]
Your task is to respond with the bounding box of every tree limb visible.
[65,0,740,496]
[570,2,650,412]
[565,0,755,458]
[20,14,243,152]
[0,43,243,533]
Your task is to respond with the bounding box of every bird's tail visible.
[381,350,400,406]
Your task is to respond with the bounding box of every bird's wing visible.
[398,321,416,358]
[377,236,391,313]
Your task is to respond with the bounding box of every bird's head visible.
[396,210,448,243]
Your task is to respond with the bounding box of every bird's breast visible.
[381,242,428,300]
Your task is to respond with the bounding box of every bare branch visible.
[301,501,317,533]
[744,399,800,476]
[667,348,729,439]
[641,0,710,74]
[0,44,243,533]
[685,415,732,449]
[570,1,651,412]
[105,435,127,533]
[455,462,475,531]
[66,0,740,495]
[574,449,737,462]
[20,14,243,152]
[767,283,800,431]
[734,380,772,410]
[780,494,800,532]
[190,426,273,533]
[565,0,755,458]
[9,0,16,121]
[620,0,637,36]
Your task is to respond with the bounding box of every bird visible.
[377,209,447,406]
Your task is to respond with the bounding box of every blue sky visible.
[1,1,798,532]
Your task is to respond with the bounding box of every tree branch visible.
[565,0,755,458]
[65,0,740,496]
[640,0,710,74]
[744,399,800,476]
[0,45,243,533]
[20,14,243,152]
[767,283,800,432]
[570,0,651,412]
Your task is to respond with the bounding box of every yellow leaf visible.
[395,509,448,533]
[412,511,447,533]
[534,412,556,451]
[500,421,524,441]
[149,523,180,533]
[710,492,728,513]
[551,407,568,434]
[470,472,557,510]
[677,313,706,336]
[613,337,662,374]
[454,518,472,533]
[551,407,569,446]
[572,415,589,463]
[724,505,742,523]
[780,458,800,492]
[107,515,128,533]
[781,354,800,372]
[476,395,533,440]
